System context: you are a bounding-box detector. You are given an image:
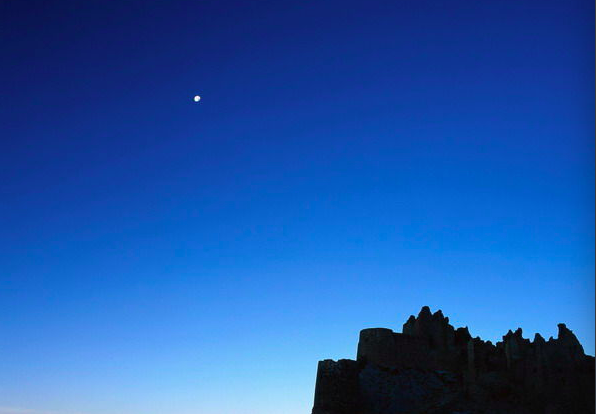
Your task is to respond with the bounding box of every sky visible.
[0,1,594,413]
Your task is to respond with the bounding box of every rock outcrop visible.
[312,306,594,414]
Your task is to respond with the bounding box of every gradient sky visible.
[1,1,594,414]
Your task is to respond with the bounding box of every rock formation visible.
[311,306,594,414]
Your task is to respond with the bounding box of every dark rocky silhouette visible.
[312,306,594,414]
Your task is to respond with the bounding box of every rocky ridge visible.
[312,306,594,414]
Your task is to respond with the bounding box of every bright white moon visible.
[193,95,201,102]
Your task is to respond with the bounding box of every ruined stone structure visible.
[312,307,595,414]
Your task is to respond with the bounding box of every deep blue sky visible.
[1,1,594,413]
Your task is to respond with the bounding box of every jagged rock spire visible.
[401,306,455,351]
[556,323,585,361]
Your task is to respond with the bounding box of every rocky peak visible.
[556,323,585,361]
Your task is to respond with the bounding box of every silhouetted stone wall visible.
[311,306,595,414]
[312,359,360,414]
[357,328,431,370]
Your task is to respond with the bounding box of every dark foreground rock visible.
[312,307,594,414]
